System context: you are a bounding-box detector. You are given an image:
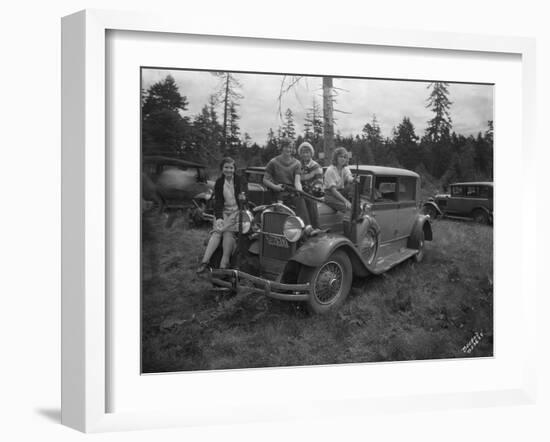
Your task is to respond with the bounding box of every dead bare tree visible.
[278,75,344,165]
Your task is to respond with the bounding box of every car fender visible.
[407,214,433,249]
[423,200,443,215]
[290,234,351,267]
[290,230,375,278]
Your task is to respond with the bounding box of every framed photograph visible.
[62,9,537,433]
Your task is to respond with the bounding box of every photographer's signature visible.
[462,331,484,354]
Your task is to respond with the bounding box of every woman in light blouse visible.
[197,157,244,273]
[323,147,355,212]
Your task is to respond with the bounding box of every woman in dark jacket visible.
[197,157,245,273]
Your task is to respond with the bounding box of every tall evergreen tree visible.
[142,75,188,117]
[207,95,223,153]
[353,135,375,165]
[474,121,493,179]
[304,98,323,148]
[423,82,453,177]
[226,101,241,156]
[392,117,421,169]
[362,115,384,164]
[212,72,244,154]
[262,128,279,162]
[485,120,494,146]
[142,75,190,156]
[456,137,477,181]
[282,108,296,141]
[424,82,452,143]
[190,103,223,162]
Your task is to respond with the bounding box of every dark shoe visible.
[196,262,209,274]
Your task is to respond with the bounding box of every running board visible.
[373,248,418,273]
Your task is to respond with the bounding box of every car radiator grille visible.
[260,212,294,276]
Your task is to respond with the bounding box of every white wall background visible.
[0,0,547,440]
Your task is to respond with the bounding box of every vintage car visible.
[209,165,433,314]
[142,155,214,226]
[422,182,493,224]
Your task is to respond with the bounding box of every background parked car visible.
[142,155,214,226]
[423,182,493,224]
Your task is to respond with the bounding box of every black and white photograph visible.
[140,68,494,373]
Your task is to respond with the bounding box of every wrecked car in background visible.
[142,155,214,226]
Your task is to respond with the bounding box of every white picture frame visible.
[61,9,537,433]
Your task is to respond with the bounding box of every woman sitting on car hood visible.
[197,157,244,273]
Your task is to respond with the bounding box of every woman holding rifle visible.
[323,147,355,213]
[262,138,310,225]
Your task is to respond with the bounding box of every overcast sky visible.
[142,69,494,145]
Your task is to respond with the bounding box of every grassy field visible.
[141,213,493,373]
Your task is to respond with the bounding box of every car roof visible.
[451,182,493,187]
[353,165,419,178]
[245,164,419,178]
[245,166,266,173]
[143,155,206,169]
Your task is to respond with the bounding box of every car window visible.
[478,186,489,198]
[398,177,416,201]
[466,186,478,197]
[451,186,463,197]
[374,176,397,202]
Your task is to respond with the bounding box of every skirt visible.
[212,209,239,233]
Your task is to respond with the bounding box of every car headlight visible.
[239,210,254,234]
[283,216,305,242]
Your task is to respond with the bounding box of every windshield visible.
[360,175,373,200]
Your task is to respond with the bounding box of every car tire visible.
[413,229,425,263]
[423,205,438,220]
[472,209,489,225]
[298,250,352,314]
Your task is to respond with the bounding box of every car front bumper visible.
[210,268,311,301]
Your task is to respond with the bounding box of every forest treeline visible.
[141,74,493,187]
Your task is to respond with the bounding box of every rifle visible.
[280,184,325,203]
[350,157,360,222]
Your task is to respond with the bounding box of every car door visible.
[395,176,418,237]
[446,185,465,214]
[370,175,398,243]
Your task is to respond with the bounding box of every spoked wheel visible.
[298,250,352,314]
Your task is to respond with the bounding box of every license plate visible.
[264,235,289,248]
